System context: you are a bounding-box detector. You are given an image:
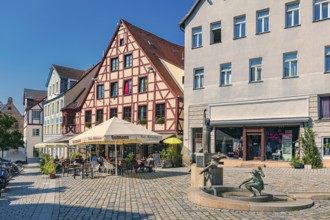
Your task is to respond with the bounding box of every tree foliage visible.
[0,113,24,158]
[300,126,323,169]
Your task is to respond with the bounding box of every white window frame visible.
[283,52,298,78]
[194,68,204,89]
[220,64,232,86]
[32,129,40,136]
[210,22,221,44]
[314,0,329,21]
[234,16,246,39]
[192,27,202,48]
[286,2,300,27]
[250,58,262,82]
[325,46,330,73]
[257,10,269,34]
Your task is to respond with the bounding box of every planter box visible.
[304,164,312,170]
[294,164,304,169]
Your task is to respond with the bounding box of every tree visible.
[0,113,24,158]
[300,126,323,169]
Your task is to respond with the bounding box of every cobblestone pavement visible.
[1,164,330,219]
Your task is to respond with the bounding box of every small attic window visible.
[119,38,124,46]
[8,106,12,110]
[148,40,155,48]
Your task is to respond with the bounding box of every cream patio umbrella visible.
[69,117,162,175]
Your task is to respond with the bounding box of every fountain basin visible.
[188,186,314,212]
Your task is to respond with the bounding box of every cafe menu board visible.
[153,153,161,167]
[282,134,292,161]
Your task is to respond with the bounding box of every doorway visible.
[247,134,261,160]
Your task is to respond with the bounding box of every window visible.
[123,80,132,95]
[138,106,147,120]
[123,107,131,121]
[85,111,91,122]
[32,111,40,120]
[110,108,117,118]
[96,109,103,123]
[52,103,54,114]
[67,116,74,125]
[192,27,202,48]
[124,54,133,68]
[220,63,232,86]
[57,101,59,113]
[97,85,104,99]
[314,0,329,21]
[32,129,40,136]
[250,58,262,82]
[283,52,298,78]
[194,68,204,89]
[56,82,59,94]
[286,2,300,27]
[155,104,165,118]
[52,84,55,94]
[320,96,330,118]
[211,22,221,44]
[323,137,330,156]
[325,46,330,72]
[111,58,119,71]
[234,16,246,39]
[139,77,147,93]
[119,38,124,46]
[110,82,118,97]
[257,10,269,34]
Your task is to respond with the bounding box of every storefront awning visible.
[210,117,310,126]
[35,133,78,148]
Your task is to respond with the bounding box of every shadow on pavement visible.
[0,203,153,220]
[120,170,189,180]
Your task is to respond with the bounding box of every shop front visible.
[215,126,300,161]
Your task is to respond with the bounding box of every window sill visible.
[284,24,301,29]
[210,42,221,45]
[192,46,203,50]
[256,31,270,35]
[139,91,147,94]
[110,96,118,98]
[219,84,232,87]
[124,94,132,96]
[124,66,132,69]
[313,17,330,23]
[233,36,246,40]
[317,118,330,122]
[193,87,204,90]
[282,76,299,79]
[324,71,330,74]
[96,98,104,100]
[249,80,263,84]
[110,70,118,72]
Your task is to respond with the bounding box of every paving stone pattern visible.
[1,164,330,219]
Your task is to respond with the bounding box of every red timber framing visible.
[75,20,184,137]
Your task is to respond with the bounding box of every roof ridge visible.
[52,64,84,72]
[122,19,184,49]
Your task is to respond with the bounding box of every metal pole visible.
[115,141,118,176]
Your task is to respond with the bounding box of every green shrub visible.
[290,157,304,168]
[39,153,52,174]
[43,160,56,175]
[300,127,323,169]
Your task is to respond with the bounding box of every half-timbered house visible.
[75,20,184,158]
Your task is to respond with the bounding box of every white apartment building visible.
[43,64,84,157]
[180,0,330,164]
[23,89,47,159]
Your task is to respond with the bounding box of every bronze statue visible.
[199,152,226,175]
[202,109,212,153]
[239,166,265,197]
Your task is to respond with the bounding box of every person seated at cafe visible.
[74,155,84,164]
[54,155,60,163]
[132,156,145,173]
[97,156,105,172]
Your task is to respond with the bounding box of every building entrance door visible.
[247,134,261,160]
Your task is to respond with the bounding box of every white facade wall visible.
[183,0,330,158]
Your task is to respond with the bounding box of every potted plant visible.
[138,118,147,125]
[290,157,304,169]
[44,160,56,179]
[85,121,91,128]
[96,120,102,125]
[124,117,131,122]
[126,152,135,169]
[300,127,323,169]
[156,117,165,124]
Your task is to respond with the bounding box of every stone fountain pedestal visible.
[190,164,223,188]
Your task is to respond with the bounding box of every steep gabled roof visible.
[52,64,84,80]
[62,63,100,111]
[122,20,184,96]
[23,88,47,105]
[45,64,85,87]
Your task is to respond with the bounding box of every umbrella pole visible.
[115,141,118,176]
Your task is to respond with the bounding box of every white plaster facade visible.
[181,0,330,161]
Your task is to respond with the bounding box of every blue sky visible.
[0,0,194,113]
